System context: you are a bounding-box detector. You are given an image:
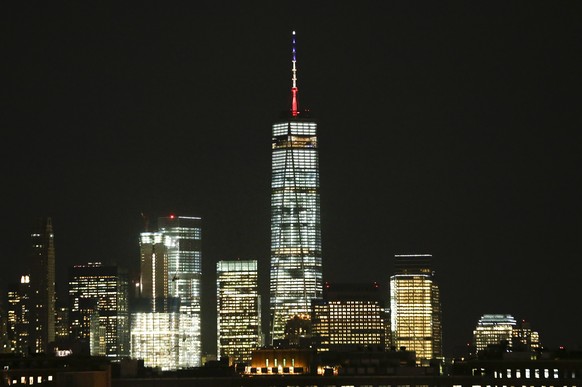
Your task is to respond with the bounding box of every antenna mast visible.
[291,31,299,117]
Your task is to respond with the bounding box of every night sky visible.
[2,2,581,357]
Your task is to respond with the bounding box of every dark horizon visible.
[2,1,581,358]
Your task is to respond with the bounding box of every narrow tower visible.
[29,217,56,353]
[270,31,323,341]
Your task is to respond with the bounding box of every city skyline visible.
[2,1,581,358]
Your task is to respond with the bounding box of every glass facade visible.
[68,263,130,359]
[390,254,442,363]
[139,232,170,312]
[216,260,261,363]
[158,216,202,317]
[131,312,199,371]
[131,215,202,369]
[270,119,322,341]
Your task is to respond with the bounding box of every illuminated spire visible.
[291,30,299,117]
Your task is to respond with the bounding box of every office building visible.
[270,31,323,341]
[0,303,9,353]
[473,314,516,352]
[390,254,442,363]
[158,215,202,319]
[29,217,56,353]
[131,215,202,369]
[312,282,387,352]
[6,276,32,354]
[130,312,199,371]
[138,231,170,312]
[512,319,541,352]
[55,306,69,342]
[216,260,261,364]
[68,262,130,359]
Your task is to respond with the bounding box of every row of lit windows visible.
[270,272,322,283]
[272,153,318,165]
[271,213,321,223]
[272,237,320,247]
[273,223,321,230]
[271,154,318,164]
[272,122,317,136]
[272,158,319,171]
[272,136,318,151]
[272,182,319,191]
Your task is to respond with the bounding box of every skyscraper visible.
[29,217,56,354]
[157,215,202,319]
[390,254,442,363]
[68,262,130,359]
[270,31,323,341]
[131,215,202,369]
[138,231,170,312]
[216,260,261,364]
[6,276,31,354]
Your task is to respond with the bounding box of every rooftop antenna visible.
[291,30,299,117]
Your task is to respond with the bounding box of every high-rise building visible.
[270,31,323,341]
[390,254,442,363]
[138,231,171,312]
[131,215,202,369]
[29,217,56,353]
[55,306,69,342]
[68,262,130,359]
[473,314,517,353]
[312,283,387,352]
[157,215,202,318]
[0,301,9,354]
[6,276,31,354]
[216,260,261,364]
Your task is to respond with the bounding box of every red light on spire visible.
[291,31,299,117]
[292,87,298,116]
[170,214,175,219]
